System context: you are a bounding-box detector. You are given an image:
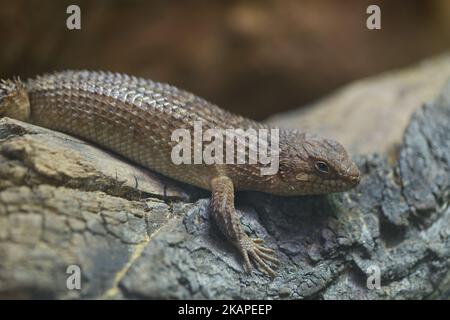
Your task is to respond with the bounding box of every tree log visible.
[0,60,449,299]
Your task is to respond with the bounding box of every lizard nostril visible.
[342,163,360,183]
[351,173,361,185]
[345,164,360,186]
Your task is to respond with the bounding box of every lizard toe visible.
[239,236,279,277]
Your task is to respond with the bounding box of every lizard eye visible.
[314,161,330,174]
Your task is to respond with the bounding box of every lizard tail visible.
[0,77,30,121]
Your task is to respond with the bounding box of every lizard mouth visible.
[321,170,360,193]
[294,176,360,195]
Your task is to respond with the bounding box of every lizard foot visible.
[239,236,279,278]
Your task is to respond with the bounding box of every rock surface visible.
[0,70,449,300]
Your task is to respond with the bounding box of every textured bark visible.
[0,70,449,300]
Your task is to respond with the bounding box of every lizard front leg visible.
[210,176,279,277]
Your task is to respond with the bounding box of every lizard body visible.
[0,71,360,277]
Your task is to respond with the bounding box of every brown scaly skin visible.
[0,71,360,277]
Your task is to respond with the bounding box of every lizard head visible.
[275,130,360,195]
[0,77,30,121]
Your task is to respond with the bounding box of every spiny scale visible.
[25,70,268,190]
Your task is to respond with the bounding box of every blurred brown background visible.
[1,0,450,119]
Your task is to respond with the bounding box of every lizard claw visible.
[239,236,279,278]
